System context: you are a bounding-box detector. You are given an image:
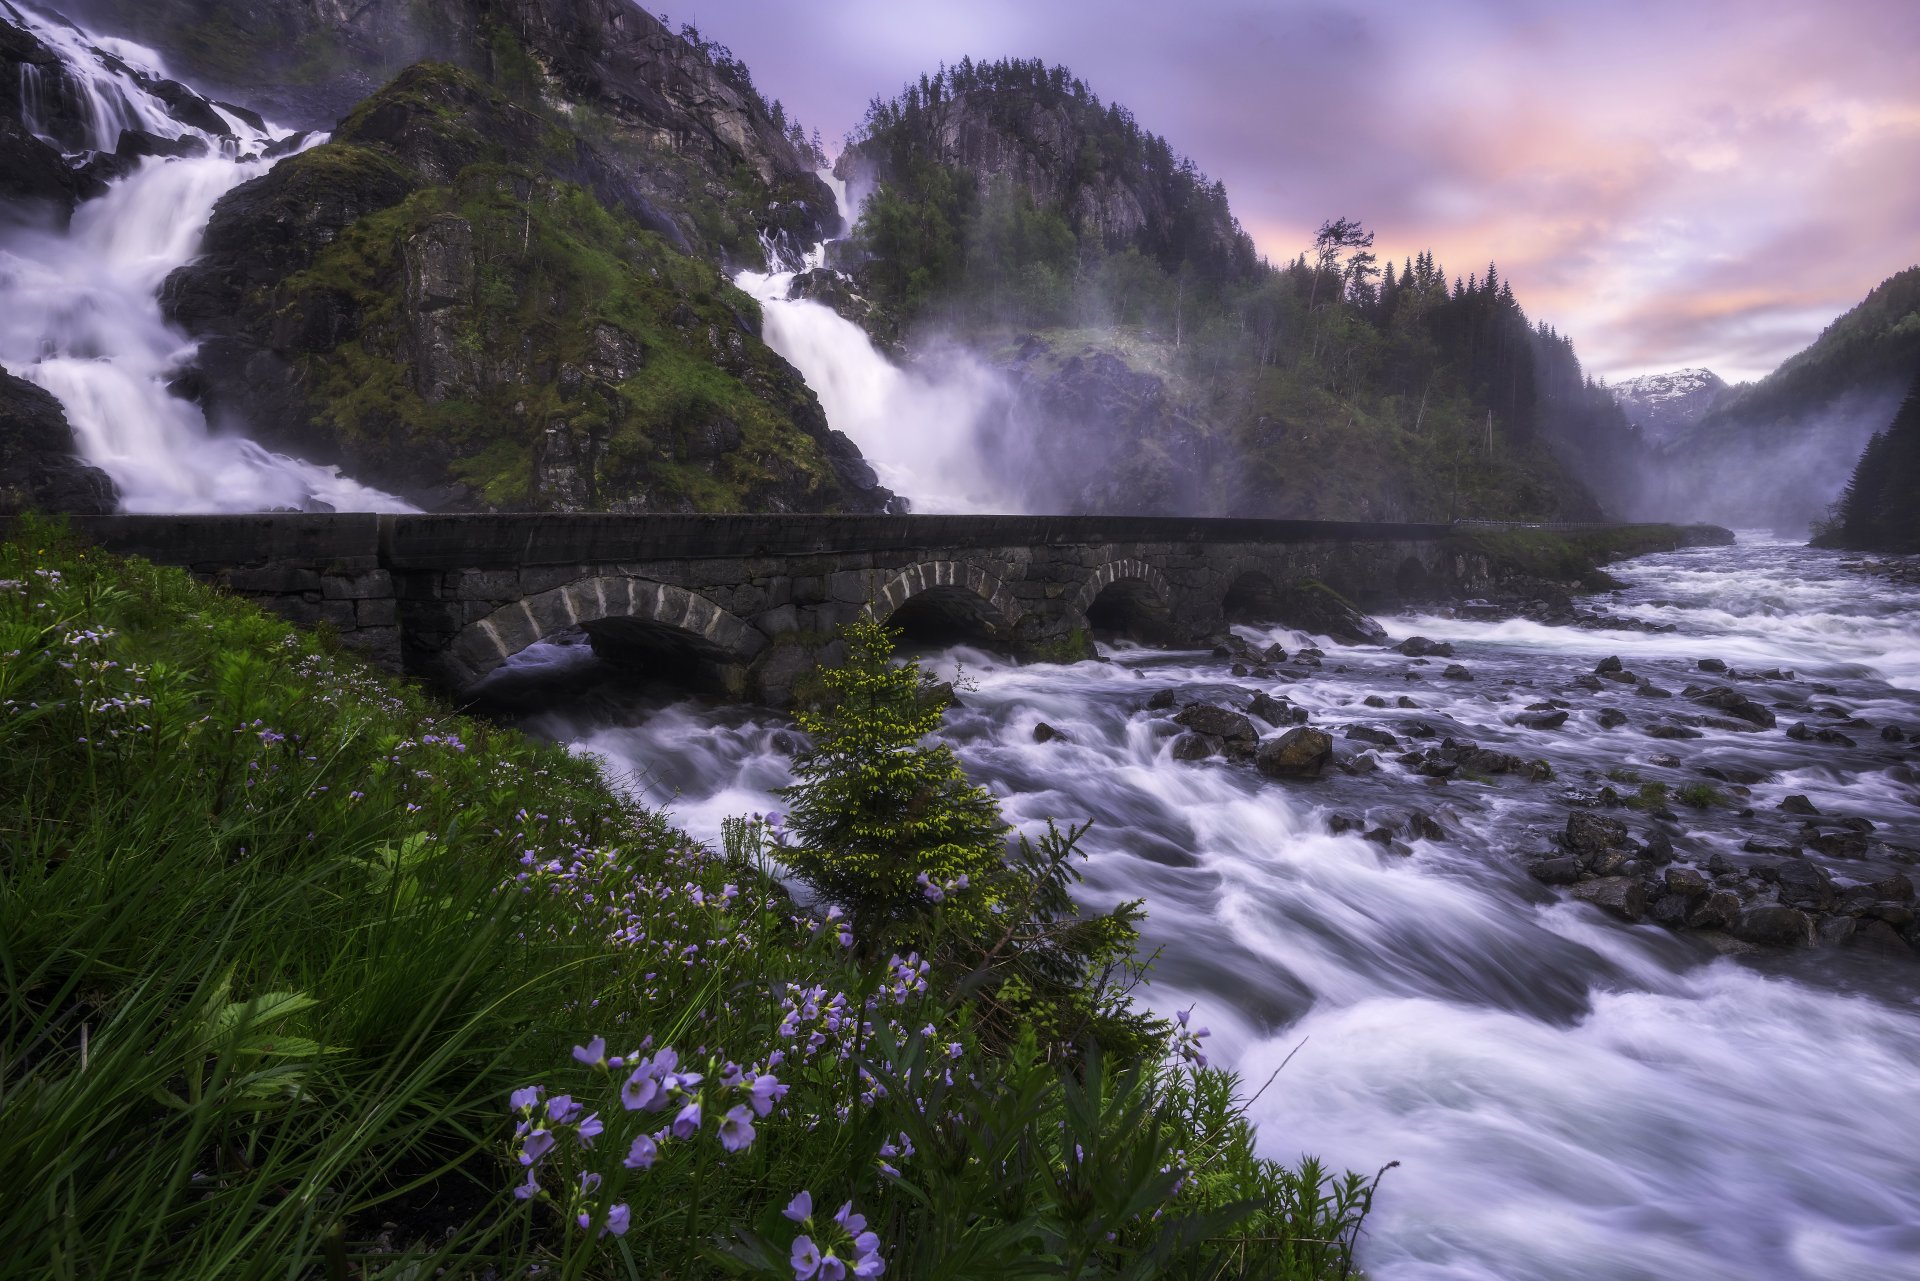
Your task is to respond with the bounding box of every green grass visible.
[0,525,1381,1278]
[1676,783,1724,809]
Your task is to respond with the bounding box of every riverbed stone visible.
[1527,855,1584,885]
[1688,891,1742,930]
[1256,727,1333,778]
[1734,904,1814,946]
[1572,876,1647,921]
[1565,811,1630,856]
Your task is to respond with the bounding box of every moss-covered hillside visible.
[167,64,888,514]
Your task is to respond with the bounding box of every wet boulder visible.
[1770,861,1835,911]
[1527,855,1584,885]
[1778,794,1820,816]
[1596,707,1629,729]
[1397,636,1454,658]
[1734,905,1815,947]
[1573,877,1648,922]
[1247,690,1305,727]
[1146,688,1176,710]
[1345,725,1399,749]
[1032,721,1065,744]
[1171,733,1220,761]
[1271,583,1387,645]
[1686,684,1777,729]
[1442,664,1473,681]
[1174,704,1258,755]
[1516,709,1569,731]
[1564,811,1631,857]
[1255,727,1334,778]
[1698,658,1729,673]
[1687,890,1743,930]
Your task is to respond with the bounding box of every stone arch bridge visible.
[47,513,1717,704]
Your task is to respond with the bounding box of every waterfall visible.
[0,1,412,513]
[733,176,1025,514]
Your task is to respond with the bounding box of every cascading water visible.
[733,176,1023,513]
[483,536,1920,1279]
[0,1,411,513]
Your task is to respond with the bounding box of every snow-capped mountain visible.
[1609,368,1729,444]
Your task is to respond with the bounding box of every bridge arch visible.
[446,575,765,690]
[1221,567,1284,623]
[862,560,1025,646]
[1069,559,1178,643]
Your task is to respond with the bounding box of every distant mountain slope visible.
[1815,374,1920,553]
[1610,368,1727,444]
[817,58,1637,520]
[1637,267,1920,531]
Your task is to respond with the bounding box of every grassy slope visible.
[0,523,1380,1279]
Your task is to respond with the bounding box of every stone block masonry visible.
[29,514,1729,705]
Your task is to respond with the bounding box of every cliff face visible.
[838,60,1255,279]
[162,64,889,514]
[54,0,833,255]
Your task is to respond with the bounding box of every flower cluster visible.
[783,1191,885,1279]
[914,871,969,902]
[1171,1007,1211,1069]
[506,1035,790,1230]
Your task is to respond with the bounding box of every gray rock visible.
[1573,876,1647,921]
[1174,703,1258,746]
[1527,855,1584,885]
[1565,811,1631,856]
[1442,664,1473,681]
[1171,733,1220,762]
[1255,727,1334,778]
[1733,905,1814,946]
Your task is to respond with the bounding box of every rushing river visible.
[479,537,1920,1281]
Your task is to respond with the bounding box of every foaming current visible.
[732,174,1022,514]
[490,537,1920,1280]
[1,1,411,512]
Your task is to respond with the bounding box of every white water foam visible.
[496,537,1920,1280]
[732,176,1021,514]
[1,2,412,513]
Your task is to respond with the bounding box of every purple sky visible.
[666,0,1919,384]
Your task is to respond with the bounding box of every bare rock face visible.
[0,369,118,515]
[402,214,477,403]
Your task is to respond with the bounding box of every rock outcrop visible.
[0,370,118,514]
[161,64,891,514]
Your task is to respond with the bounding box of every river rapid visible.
[480,537,1920,1281]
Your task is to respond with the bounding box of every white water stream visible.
[485,538,1920,1280]
[1,2,411,512]
[733,175,1022,513]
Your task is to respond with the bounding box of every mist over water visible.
[489,537,1920,1280]
[1,2,412,513]
[734,177,1033,514]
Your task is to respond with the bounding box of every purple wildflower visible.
[791,1235,822,1280]
[509,1085,543,1112]
[717,1104,756,1152]
[747,1072,787,1117]
[784,1191,812,1222]
[519,1128,554,1165]
[605,1202,630,1236]
[671,1098,702,1140]
[576,1112,603,1147]
[622,1133,657,1170]
[572,1036,607,1067]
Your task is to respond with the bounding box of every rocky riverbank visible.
[1127,564,1919,961]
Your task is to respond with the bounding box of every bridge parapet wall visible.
[24,514,1723,704]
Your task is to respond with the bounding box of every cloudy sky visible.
[668,0,1919,384]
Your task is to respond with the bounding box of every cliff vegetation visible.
[832,60,1640,521]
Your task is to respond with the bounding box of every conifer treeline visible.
[845,59,1640,506]
[1816,376,1920,553]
